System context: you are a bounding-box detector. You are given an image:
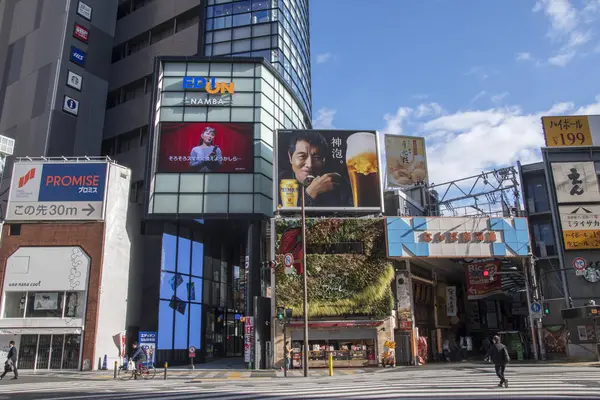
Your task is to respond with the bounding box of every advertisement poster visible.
[384,135,428,189]
[33,293,59,310]
[244,316,254,363]
[119,331,126,358]
[395,271,412,330]
[276,130,382,211]
[465,260,502,300]
[551,162,600,204]
[542,116,593,147]
[138,332,157,364]
[157,122,254,173]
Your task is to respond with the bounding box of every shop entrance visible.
[204,309,244,360]
[17,334,81,370]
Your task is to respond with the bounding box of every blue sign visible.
[70,46,86,66]
[38,163,107,202]
[138,332,157,364]
[531,302,542,313]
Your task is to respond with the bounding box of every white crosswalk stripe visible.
[0,368,599,399]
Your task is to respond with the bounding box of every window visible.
[130,180,144,204]
[3,292,26,318]
[151,20,174,44]
[525,174,550,213]
[64,292,84,318]
[532,221,556,257]
[26,292,64,318]
[176,8,200,32]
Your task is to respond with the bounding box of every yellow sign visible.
[563,230,600,250]
[384,340,396,349]
[542,116,593,147]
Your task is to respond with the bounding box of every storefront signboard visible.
[138,332,157,364]
[563,230,600,250]
[465,260,503,300]
[551,162,600,204]
[244,316,254,363]
[559,204,600,231]
[395,271,412,331]
[386,217,530,258]
[542,116,593,147]
[6,162,108,221]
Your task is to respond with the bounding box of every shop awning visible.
[0,327,82,335]
[287,321,384,329]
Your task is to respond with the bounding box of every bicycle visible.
[117,361,156,380]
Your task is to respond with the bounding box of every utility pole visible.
[301,180,309,378]
[528,256,546,360]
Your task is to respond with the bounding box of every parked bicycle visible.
[118,360,156,380]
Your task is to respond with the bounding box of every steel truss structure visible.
[426,166,521,218]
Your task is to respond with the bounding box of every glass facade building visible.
[204,0,311,118]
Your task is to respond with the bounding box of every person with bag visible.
[484,335,510,388]
[0,341,18,380]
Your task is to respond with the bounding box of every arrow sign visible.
[82,203,95,216]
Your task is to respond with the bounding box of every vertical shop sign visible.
[446,286,457,317]
[551,162,600,204]
[395,271,413,331]
[244,316,254,363]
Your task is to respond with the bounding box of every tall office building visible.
[0,0,311,369]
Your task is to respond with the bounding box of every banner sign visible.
[465,260,503,300]
[384,135,428,189]
[386,216,530,258]
[395,271,412,331]
[6,162,107,221]
[276,130,383,212]
[244,316,254,363]
[551,162,600,204]
[138,332,157,364]
[446,286,457,317]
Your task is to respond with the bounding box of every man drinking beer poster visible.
[277,130,381,209]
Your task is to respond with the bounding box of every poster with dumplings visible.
[384,135,429,189]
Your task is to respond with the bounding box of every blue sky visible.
[309,0,600,186]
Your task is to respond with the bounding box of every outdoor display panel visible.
[275,130,384,212]
[156,122,254,173]
[384,135,429,189]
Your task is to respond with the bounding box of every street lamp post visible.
[300,181,309,378]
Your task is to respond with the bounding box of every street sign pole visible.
[301,182,309,378]
[522,258,539,361]
[189,346,196,369]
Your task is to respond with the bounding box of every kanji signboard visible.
[6,162,107,221]
[563,230,600,250]
[559,204,600,231]
[551,162,600,204]
[244,316,254,363]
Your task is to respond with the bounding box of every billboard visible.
[465,260,503,300]
[551,162,600,204]
[6,162,107,221]
[156,122,253,173]
[542,116,594,147]
[384,135,428,189]
[386,216,531,258]
[275,130,383,212]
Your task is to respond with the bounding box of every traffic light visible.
[543,302,550,316]
[277,307,284,321]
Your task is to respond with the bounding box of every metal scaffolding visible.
[426,166,521,218]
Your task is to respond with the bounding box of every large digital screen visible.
[275,130,383,212]
[157,122,254,173]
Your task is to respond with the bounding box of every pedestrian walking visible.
[484,335,510,388]
[0,341,18,380]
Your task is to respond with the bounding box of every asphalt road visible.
[0,365,599,399]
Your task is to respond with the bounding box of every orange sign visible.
[563,230,600,250]
[419,231,497,243]
[542,116,593,147]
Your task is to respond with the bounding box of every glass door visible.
[36,335,52,369]
[50,335,64,369]
[225,312,243,357]
[18,335,38,369]
[62,335,80,369]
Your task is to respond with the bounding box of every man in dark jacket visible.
[1,340,18,380]
[485,335,510,387]
[130,341,147,375]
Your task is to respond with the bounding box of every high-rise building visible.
[0,0,312,369]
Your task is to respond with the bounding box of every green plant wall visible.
[275,218,394,318]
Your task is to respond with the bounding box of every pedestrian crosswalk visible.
[0,368,599,399]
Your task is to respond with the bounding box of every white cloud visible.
[516,52,533,61]
[312,107,336,129]
[315,53,333,64]
[382,95,600,186]
[533,0,600,66]
[491,92,509,104]
[465,66,490,80]
[470,90,487,104]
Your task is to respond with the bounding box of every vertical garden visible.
[275,218,394,319]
